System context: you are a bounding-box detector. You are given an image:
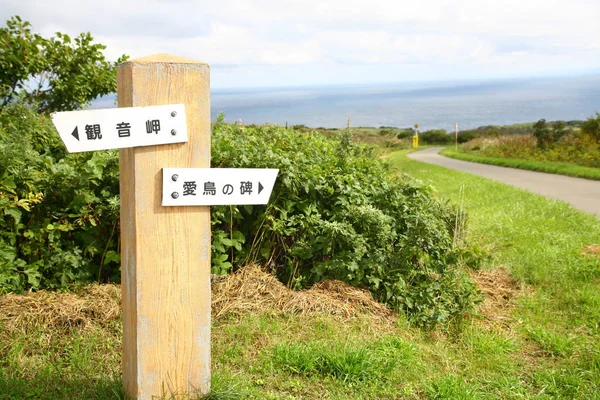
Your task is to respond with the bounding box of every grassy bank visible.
[440,148,600,181]
[2,149,600,399]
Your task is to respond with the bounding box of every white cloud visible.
[0,0,598,87]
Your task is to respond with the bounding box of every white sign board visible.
[162,168,279,206]
[52,104,188,153]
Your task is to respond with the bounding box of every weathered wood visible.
[117,54,211,399]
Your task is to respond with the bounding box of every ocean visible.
[92,73,600,132]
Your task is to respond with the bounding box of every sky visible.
[1,0,599,89]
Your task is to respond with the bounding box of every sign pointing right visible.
[162,168,278,206]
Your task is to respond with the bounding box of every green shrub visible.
[459,119,600,169]
[0,102,120,291]
[396,130,413,140]
[581,113,600,142]
[419,129,453,144]
[211,118,479,328]
[0,107,479,328]
[457,131,478,144]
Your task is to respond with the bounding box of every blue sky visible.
[1,0,599,89]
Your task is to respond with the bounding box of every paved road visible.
[407,147,600,218]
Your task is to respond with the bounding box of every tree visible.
[533,119,552,148]
[552,120,567,142]
[0,16,128,113]
[581,113,600,142]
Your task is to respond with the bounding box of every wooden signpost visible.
[117,54,212,399]
[52,53,278,399]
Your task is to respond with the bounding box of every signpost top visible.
[122,53,209,65]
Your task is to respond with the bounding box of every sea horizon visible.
[91,72,600,132]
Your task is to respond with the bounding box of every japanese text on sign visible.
[51,104,188,153]
[162,168,279,206]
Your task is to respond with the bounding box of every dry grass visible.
[581,244,600,257]
[0,265,532,339]
[0,265,396,338]
[0,284,121,338]
[1,265,535,342]
[212,265,396,323]
[470,267,529,331]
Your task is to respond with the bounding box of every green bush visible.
[0,102,120,291]
[396,130,413,140]
[0,107,479,328]
[457,131,478,144]
[211,117,478,328]
[419,129,453,144]
[459,116,600,169]
[581,113,600,142]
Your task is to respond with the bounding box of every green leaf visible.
[4,207,21,224]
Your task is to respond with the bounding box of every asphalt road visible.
[407,147,600,218]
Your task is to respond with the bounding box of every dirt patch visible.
[581,244,600,257]
[0,265,396,336]
[470,268,527,330]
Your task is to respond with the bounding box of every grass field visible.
[440,148,600,181]
[1,150,600,399]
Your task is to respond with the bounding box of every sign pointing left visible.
[52,104,188,153]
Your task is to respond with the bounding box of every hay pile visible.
[0,284,121,336]
[0,265,395,335]
[212,265,396,321]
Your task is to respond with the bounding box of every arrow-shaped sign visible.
[52,104,188,153]
[162,168,279,206]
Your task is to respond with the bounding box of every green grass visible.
[440,148,600,181]
[2,149,600,398]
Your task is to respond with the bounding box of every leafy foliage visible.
[533,119,567,148]
[211,117,479,327]
[458,119,583,142]
[0,104,479,327]
[459,115,600,169]
[0,102,120,291]
[418,129,453,145]
[581,112,600,142]
[0,16,128,113]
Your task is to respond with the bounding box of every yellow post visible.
[412,135,419,148]
[117,54,211,399]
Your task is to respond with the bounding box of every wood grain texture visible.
[117,54,211,399]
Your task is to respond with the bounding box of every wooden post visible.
[117,54,211,399]
[455,122,459,152]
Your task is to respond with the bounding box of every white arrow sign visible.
[162,168,279,206]
[52,104,188,153]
